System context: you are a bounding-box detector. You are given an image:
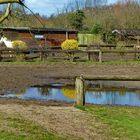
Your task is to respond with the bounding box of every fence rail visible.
[0,48,140,62]
[79,44,134,49]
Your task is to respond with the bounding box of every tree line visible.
[47,0,140,43]
[0,0,140,43]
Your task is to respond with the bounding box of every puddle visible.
[1,84,140,107]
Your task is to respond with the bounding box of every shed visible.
[112,29,140,44]
[0,27,78,49]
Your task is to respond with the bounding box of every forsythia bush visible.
[61,39,78,50]
[12,40,28,50]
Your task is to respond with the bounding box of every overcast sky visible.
[25,0,116,16]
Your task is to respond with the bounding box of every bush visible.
[61,39,78,50]
[116,41,126,57]
[12,40,28,50]
[116,41,126,50]
[91,23,103,34]
[15,54,25,62]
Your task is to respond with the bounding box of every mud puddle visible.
[1,82,140,107]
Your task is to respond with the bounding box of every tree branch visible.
[0,0,21,4]
[0,3,12,23]
[0,0,23,24]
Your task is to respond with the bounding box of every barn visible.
[0,27,78,49]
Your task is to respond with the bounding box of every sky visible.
[25,0,69,16]
[25,0,117,17]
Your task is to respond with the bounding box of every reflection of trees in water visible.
[118,89,127,96]
[62,87,75,99]
[38,87,51,96]
[135,90,140,100]
[93,91,103,98]
[105,91,118,105]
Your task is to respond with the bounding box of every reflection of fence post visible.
[75,75,85,106]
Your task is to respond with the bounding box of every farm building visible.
[112,29,140,44]
[0,27,78,49]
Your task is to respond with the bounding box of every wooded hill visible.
[0,1,140,43]
[48,2,140,31]
[47,1,140,44]
[1,1,140,30]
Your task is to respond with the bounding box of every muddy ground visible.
[0,63,140,139]
[0,63,140,92]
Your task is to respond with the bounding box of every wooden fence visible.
[79,44,134,49]
[0,48,140,62]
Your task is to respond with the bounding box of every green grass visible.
[0,113,75,140]
[77,105,140,140]
[1,59,140,65]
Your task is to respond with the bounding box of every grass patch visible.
[1,59,140,65]
[0,113,76,140]
[77,105,140,140]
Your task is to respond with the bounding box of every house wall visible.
[2,30,77,48]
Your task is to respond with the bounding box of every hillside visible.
[47,2,140,31]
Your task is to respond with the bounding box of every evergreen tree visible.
[69,10,85,31]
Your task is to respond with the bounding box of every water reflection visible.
[1,85,140,107]
[17,87,74,103]
[38,87,51,96]
[62,87,75,99]
[85,91,140,106]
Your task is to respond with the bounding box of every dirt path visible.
[0,102,107,140]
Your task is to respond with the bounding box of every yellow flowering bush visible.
[61,39,78,50]
[12,40,28,50]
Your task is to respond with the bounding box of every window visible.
[34,34,44,39]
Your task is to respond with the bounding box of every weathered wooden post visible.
[0,51,2,61]
[75,75,85,106]
[134,45,137,60]
[88,52,91,61]
[99,50,102,63]
[39,51,44,61]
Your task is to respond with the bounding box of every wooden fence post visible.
[88,52,91,61]
[134,46,137,60]
[99,50,102,62]
[75,75,85,106]
[39,51,44,61]
[0,51,2,61]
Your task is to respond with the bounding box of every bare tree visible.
[0,0,23,23]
